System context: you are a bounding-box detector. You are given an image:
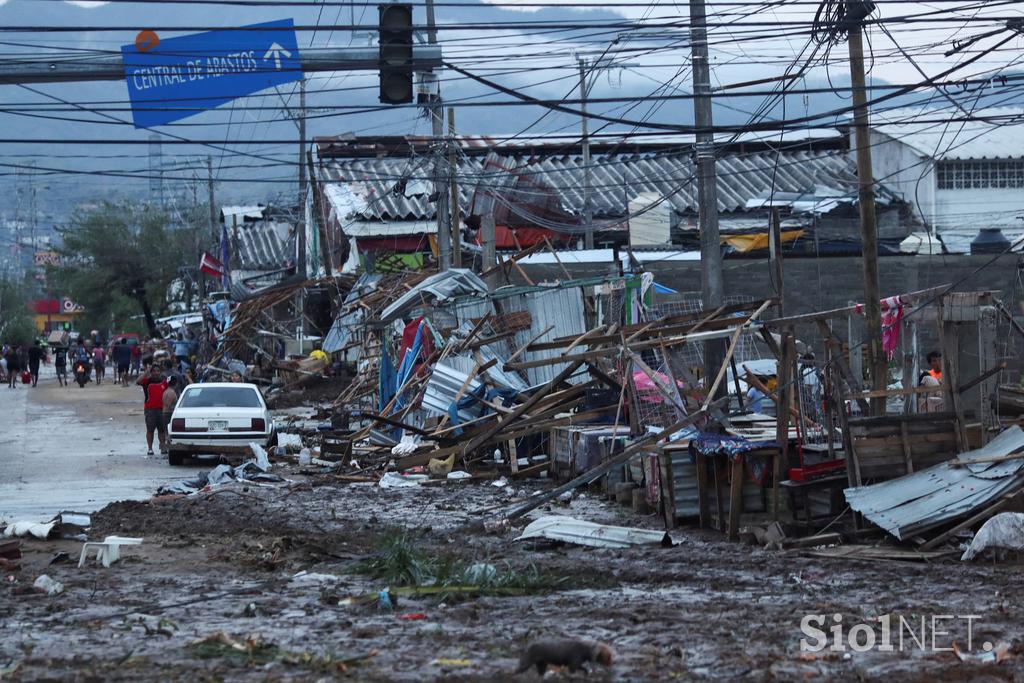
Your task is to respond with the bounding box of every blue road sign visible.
[122,19,302,128]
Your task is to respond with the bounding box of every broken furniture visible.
[78,536,143,568]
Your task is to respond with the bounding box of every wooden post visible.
[939,299,969,452]
[769,207,784,316]
[773,330,795,519]
[728,455,744,541]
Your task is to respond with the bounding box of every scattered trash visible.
[428,452,455,478]
[378,588,395,610]
[32,574,64,596]
[446,470,472,480]
[0,539,22,560]
[961,512,1024,560]
[952,640,1011,664]
[156,460,284,496]
[276,433,303,452]
[379,472,427,489]
[78,536,143,568]
[292,570,345,584]
[516,516,672,549]
[433,658,473,667]
[49,551,71,565]
[491,477,509,488]
[249,442,271,470]
[298,448,312,466]
[397,612,428,621]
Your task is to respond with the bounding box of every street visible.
[0,367,181,521]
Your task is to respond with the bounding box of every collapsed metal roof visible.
[845,426,1024,540]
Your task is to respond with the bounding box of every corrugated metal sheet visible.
[845,426,1024,540]
[872,107,1024,161]
[380,269,489,323]
[234,220,294,271]
[501,286,588,386]
[516,515,670,548]
[320,148,862,229]
[421,362,485,423]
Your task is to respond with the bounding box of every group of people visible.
[1,341,45,388]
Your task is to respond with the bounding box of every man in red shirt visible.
[136,363,168,455]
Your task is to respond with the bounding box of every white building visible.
[865,107,1024,253]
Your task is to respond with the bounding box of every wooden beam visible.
[702,299,773,411]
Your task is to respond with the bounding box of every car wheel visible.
[168,450,185,466]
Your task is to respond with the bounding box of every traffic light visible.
[379,4,413,104]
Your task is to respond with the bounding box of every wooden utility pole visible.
[448,106,461,268]
[205,155,217,298]
[689,0,725,390]
[297,78,308,277]
[848,19,886,415]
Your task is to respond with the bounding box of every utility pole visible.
[206,155,216,294]
[425,0,450,271]
[448,106,461,268]
[769,207,784,316]
[848,13,886,415]
[689,0,725,389]
[578,58,593,250]
[297,77,308,277]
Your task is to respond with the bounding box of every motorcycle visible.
[73,359,92,388]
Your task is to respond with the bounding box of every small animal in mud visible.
[515,638,614,675]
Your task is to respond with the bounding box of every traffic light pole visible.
[0,46,442,84]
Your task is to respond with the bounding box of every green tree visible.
[54,201,195,337]
[0,276,37,345]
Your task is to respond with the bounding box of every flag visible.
[199,252,225,278]
[219,223,231,288]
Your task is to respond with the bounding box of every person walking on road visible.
[162,375,179,438]
[111,338,132,386]
[92,343,106,385]
[27,340,44,387]
[53,343,68,387]
[130,342,141,377]
[6,344,21,389]
[137,363,168,456]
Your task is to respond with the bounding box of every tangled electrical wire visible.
[811,0,877,46]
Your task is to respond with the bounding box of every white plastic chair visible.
[78,536,144,568]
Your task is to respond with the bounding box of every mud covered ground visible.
[2,467,1024,682]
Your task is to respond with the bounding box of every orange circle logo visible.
[135,30,160,52]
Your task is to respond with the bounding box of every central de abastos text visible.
[129,51,263,91]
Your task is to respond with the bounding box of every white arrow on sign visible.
[263,42,292,70]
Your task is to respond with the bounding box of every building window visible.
[937,159,1024,190]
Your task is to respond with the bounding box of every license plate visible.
[208,420,228,431]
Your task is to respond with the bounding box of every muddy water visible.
[2,474,1023,682]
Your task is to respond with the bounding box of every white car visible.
[167,382,276,466]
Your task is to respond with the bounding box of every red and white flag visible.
[199,252,226,278]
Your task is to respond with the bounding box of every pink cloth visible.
[633,370,684,404]
[854,296,904,361]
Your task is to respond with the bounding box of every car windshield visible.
[180,386,262,408]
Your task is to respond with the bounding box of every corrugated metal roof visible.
[234,220,295,271]
[844,426,1024,540]
[871,108,1024,160]
[503,286,589,386]
[320,147,861,227]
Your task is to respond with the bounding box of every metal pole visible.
[426,0,449,270]
[448,106,461,268]
[848,23,886,415]
[206,154,216,292]
[579,58,593,250]
[689,0,725,389]
[297,77,307,277]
